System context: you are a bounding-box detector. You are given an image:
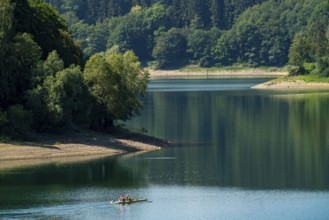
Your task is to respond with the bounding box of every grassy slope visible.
[272,75,329,83]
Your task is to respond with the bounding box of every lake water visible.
[1,78,329,219]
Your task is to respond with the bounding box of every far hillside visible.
[46,0,329,71]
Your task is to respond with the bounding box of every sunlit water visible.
[1,78,329,219]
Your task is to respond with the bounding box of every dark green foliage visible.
[106,3,169,61]
[43,0,328,69]
[16,0,83,66]
[153,28,187,68]
[215,1,290,66]
[46,0,266,27]
[314,56,329,77]
[187,28,222,67]
[0,33,42,109]
[289,33,311,66]
[0,105,33,139]
[288,10,329,76]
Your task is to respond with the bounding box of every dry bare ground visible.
[0,130,169,169]
[253,80,329,89]
[148,69,287,79]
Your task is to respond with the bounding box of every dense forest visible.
[0,0,148,139]
[45,0,329,70]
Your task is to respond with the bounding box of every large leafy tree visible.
[84,48,149,129]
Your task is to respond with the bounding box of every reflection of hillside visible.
[127,90,329,189]
[0,156,147,187]
[0,156,147,208]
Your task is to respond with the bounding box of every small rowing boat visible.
[111,198,148,205]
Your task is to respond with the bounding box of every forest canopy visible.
[46,0,329,69]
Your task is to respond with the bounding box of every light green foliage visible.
[303,63,317,73]
[152,28,187,68]
[84,48,149,128]
[42,51,65,76]
[45,65,88,127]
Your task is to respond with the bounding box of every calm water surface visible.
[1,78,329,219]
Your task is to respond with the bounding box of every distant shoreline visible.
[0,130,168,170]
[253,82,329,89]
[253,76,329,90]
[148,69,287,79]
[149,69,329,90]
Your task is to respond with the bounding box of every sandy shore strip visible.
[0,130,168,169]
[253,80,329,89]
[148,69,287,79]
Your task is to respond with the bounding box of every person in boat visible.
[125,194,131,202]
[119,195,125,202]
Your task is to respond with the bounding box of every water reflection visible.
[127,83,329,190]
[0,157,148,209]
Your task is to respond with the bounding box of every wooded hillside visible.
[45,0,329,69]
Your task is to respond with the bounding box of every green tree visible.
[26,51,88,131]
[84,48,149,129]
[106,3,169,61]
[289,33,310,66]
[187,28,222,67]
[152,28,187,68]
[307,20,329,60]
